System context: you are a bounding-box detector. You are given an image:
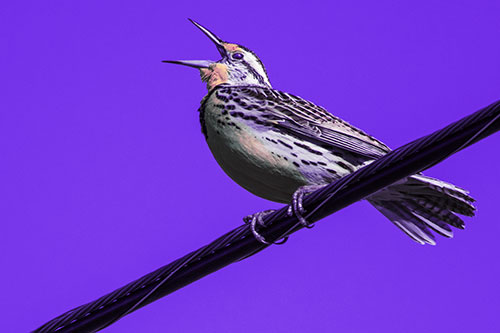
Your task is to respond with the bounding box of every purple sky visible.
[2,1,500,332]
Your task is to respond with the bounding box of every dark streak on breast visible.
[337,161,354,172]
[326,168,338,175]
[294,142,323,155]
[278,139,293,149]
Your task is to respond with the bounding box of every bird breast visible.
[201,91,309,203]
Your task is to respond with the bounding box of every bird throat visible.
[200,64,229,90]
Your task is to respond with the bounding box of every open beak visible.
[162,19,227,69]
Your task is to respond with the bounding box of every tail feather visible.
[403,174,476,216]
[369,174,475,245]
[403,200,454,237]
[372,201,437,245]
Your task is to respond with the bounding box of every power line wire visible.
[34,99,500,332]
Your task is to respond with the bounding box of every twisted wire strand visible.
[35,225,255,332]
[34,100,500,332]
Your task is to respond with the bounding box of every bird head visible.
[163,19,271,91]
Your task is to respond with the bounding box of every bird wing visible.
[231,86,391,159]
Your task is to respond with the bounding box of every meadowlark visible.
[163,20,475,245]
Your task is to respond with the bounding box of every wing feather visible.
[232,86,391,159]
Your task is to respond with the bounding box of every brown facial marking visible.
[223,43,240,52]
[200,63,229,90]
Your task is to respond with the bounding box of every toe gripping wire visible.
[247,210,289,245]
[246,184,330,246]
[34,99,500,332]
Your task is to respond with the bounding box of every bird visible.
[163,19,476,245]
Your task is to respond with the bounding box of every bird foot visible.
[244,210,288,245]
[287,184,326,228]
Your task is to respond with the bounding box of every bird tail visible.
[368,174,476,245]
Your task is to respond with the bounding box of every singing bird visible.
[164,20,475,245]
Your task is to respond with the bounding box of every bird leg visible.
[244,184,326,244]
[287,184,326,228]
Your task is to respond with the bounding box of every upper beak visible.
[162,19,227,68]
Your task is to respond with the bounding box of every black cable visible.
[34,99,500,332]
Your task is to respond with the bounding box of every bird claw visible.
[288,184,326,228]
[244,210,288,245]
[244,184,325,244]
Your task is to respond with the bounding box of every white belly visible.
[204,108,308,203]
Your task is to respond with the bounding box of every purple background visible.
[2,1,500,332]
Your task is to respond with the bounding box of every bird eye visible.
[232,53,244,60]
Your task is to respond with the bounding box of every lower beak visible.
[161,60,213,69]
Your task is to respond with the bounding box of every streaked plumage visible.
[164,20,476,245]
